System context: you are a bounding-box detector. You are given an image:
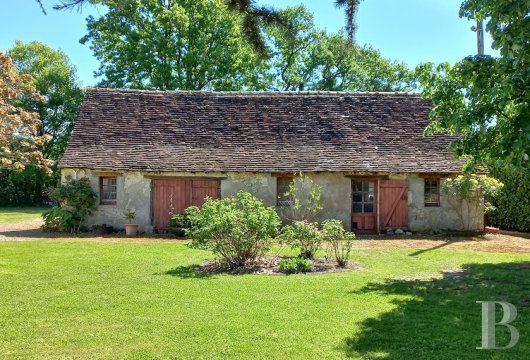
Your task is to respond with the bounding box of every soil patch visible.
[196,256,363,276]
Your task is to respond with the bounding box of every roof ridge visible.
[86,87,421,97]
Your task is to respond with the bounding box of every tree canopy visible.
[0,52,52,175]
[8,41,84,160]
[262,6,416,92]
[81,2,416,92]
[417,0,530,170]
[43,0,363,57]
[81,0,261,90]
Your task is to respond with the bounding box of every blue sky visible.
[1,0,495,87]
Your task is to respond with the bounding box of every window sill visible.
[100,202,117,206]
[424,203,440,207]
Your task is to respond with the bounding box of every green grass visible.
[0,240,529,359]
[0,207,48,222]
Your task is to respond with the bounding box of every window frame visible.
[276,176,294,207]
[424,177,441,207]
[100,176,117,205]
[352,180,376,214]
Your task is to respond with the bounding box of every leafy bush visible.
[278,258,312,274]
[186,192,281,269]
[41,207,76,232]
[281,220,322,259]
[442,174,503,231]
[169,213,192,229]
[489,166,530,232]
[322,219,355,267]
[278,172,323,222]
[42,176,97,233]
[0,166,56,206]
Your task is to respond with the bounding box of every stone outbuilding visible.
[60,88,483,233]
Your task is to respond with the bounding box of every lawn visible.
[0,207,48,223]
[1,235,529,359]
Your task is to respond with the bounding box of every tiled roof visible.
[60,88,463,173]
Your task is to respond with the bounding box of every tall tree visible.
[316,36,416,91]
[334,0,362,43]
[417,0,530,170]
[44,0,283,59]
[264,6,325,91]
[8,41,84,160]
[80,0,259,90]
[0,52,52,174]
[263,6,416,92]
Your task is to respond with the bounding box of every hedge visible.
[489,166,530,233]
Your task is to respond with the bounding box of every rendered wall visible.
[61,169,151,230]
[406,174,483,232]
[60,169,482,233]
[220,172,352,229]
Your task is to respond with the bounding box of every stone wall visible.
[60,169,482,232]
[61,168,152,230]
[407,174,483,232]
[220,172,352,228]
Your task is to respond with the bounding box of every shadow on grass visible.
[159,265,215,279]
[343,262,530,359]
[408,237,480,256]
[408,241,452,256]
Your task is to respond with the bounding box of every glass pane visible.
[353,182,362,192]
[353,193,362,202]
[368,182,374,192]
[277,178,293,205]
[363,182,369,191]
[364,192,374,203]
[109,178,117,186]
[364,203,374,213]
[353,203,363,213]
[425,193,438,203]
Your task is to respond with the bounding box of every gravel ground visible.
[1,219,529,253]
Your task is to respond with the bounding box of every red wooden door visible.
[191,180,220,207]
[351,179,378,233]
[380,180,408,230]
[152,179,219,230]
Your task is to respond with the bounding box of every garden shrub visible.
[278,172,323,222]
[278,258,312,274]
[322,219,355,267]
[0,166,56,206]
[41,207,76,232]
[281,220,322,259]
[169,212,192,229]
[442,174,503,231]
[489,166,530,232]
[42,176,97,233]
[185,192,281,269]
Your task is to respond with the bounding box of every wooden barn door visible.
[379,180,408,230]
[190,180,220,207]
[152,179,219,230]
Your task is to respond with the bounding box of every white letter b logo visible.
[477,301,519,349]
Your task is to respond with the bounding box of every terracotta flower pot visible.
[125,224,139,236]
